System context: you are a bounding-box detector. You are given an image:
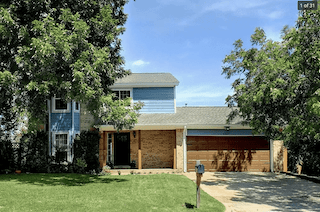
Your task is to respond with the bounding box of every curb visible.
[281,171,320,184]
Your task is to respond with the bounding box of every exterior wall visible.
[133,87,175,113]
[273,140,288,172]
[74,113,80,131]
[51,113,72,131]
[80,105,95,131]
[176,129,184,171]
[130,131,139,167]
[140,130,176,168]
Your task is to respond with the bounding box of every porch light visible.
[133,131,136,138]
[224,126,230,131]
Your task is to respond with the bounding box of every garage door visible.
[187,136,270,172]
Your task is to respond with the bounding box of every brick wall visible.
[99,130,177,169]
[273,140,287,172]
[176,129,184,171]
[141,130,176,168]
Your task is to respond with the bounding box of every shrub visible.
[0,137,15,173]
[73,130,100,173]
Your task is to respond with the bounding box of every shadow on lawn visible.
[184,202,195,209]
[0,173,128,186]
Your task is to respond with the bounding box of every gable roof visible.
[110,73,179,88]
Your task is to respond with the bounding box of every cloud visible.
[205,0,268,13]
[263,26,282,42]
[132,60,150,66]
[177,85,233,105]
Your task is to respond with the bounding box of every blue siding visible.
[187,129,265,136]
[74,113,80,131]
[133,87,175,113]
[51,113,72,131]
[133,87,174,100]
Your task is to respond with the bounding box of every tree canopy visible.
[222,5,320,174]
[0,0,143,133]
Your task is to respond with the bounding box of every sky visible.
[120,0,300,107]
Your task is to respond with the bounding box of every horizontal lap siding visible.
[51,113,72,131]
[74,113,80,131]
[133,87,175,113]
[187,136,270,172]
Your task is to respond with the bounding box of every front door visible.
[114,133,130,166]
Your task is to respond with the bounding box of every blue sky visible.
[120,0,300,107]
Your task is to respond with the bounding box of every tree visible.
[222,4,320,174]
[0,0,143,133]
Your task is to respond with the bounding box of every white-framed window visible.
[73,101,80,112]
[112,89,133,106]
[52,132,71,162]
[52,97,70,113]
[107,133,113,162]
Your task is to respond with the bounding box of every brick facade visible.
[99,130,177,169]
[140,130,176,168]
[175,129,184,171]
[273,140,288,172]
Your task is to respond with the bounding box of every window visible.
[112,90,131,101]
[52,97,70,113]
[55,99,67,110]
[55,134,68,162]
[74,101,80,112]
[107,133,112,162]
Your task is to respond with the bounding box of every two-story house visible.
[49,73,287,173]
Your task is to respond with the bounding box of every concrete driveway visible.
[182,172,320,212]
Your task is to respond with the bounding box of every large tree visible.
[222,5,320,174]
[0,0,143,133]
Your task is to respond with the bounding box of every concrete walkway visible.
[181,172,320,212]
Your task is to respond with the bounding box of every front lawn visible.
[0,173,225,212]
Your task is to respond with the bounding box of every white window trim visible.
[52,97,71,113]
[107,133,113,163]
[73,101,80,113]
[52,132,72,162]
[111,88,133,106]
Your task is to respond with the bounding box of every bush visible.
[73,130,100,173]
[0,136,15,173]
[18,131,51,173]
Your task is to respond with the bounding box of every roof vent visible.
[185,103,187,107]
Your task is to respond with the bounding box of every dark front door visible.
[114,133,130,166]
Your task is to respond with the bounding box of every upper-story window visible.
[74,101,80,112]
[52,97,70,113]
[112,90,131,100]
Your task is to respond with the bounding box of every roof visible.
[110,73,179,88]
[136,106,244,127]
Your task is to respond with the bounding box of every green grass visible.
[0,173,225,212]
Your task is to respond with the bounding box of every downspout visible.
[270,139,274,172]
[183,125,187,173]
[48,99,51,157]
[71,100,74,162]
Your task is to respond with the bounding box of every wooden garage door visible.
[187,136,270,172]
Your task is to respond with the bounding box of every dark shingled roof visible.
[114,73,179,85]
[136,106,243,126]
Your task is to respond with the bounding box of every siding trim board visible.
[187,129,265,136]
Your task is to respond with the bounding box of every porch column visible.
[183,126,187,173]
[138,130,142,169]
[283,147,288,172]
[99,131,105,168]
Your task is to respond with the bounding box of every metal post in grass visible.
[195,160,204,209]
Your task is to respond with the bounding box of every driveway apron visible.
[182,172,320,212]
